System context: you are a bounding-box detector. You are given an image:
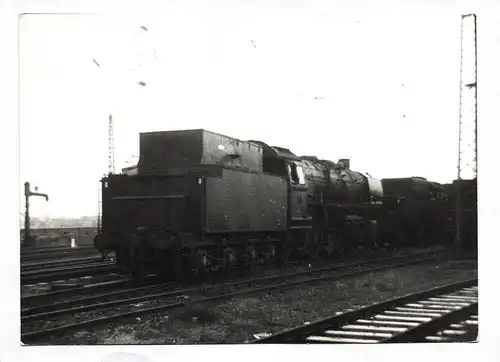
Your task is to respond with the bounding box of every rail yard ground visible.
[33,255,477,345]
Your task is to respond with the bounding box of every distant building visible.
[20,216,98,230]
[20,227,98,247]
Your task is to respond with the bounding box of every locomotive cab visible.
[286,160,310,227]
[248,141,310,226]
[287,162,306,186]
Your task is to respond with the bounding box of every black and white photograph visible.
[3,0,499,358]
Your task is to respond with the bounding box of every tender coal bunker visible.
[138,129,263,175]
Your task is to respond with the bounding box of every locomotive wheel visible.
[180,250,199,283]
[129,246,145,279]
[235,245,248,268]
[385,232,398,250]
[414,227,426,247]
[165,251,183,281]
[322,233,336,258]
[309,229,321,259]
[116,247,132,270]
[275,241,290,265]
[326,232,345,257]
[131,267,145,278]
[246,245,257,264]
[223,247,237,270]
[240,244,258,272]
[394,228,409,248]
[303,230,317,259]
[269,244,277,261]
[260,243,277,264]
[195,249,210,279]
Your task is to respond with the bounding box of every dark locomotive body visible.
[95,129,452,278]
[378,177,448,247]
[97,130,292,277]
[442,178,478,249]
[299,156,380,206]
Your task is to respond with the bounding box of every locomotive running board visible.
[111,195,187,200]
[289,226,313,230]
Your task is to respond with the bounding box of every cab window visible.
[288,163,306,185]
[296,165,306,185]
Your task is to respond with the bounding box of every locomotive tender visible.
[94,129,447,279]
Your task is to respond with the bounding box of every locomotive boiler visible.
[297,155,385,255]
[94,128,448,279]
[299,156,384,206]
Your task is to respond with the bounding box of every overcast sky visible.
[19,2,480,218]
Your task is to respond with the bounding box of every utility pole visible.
[93,25,153,238]
[23,182,49,247]
[94,25,151,176]
[108,114,115,174]
[456,14,477,248]
[97,185,101,232]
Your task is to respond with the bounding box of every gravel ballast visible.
[40,258,477,345]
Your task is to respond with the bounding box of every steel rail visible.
[21,252,442,343]
[251,278,478,344]
[21,257,110,272]
[22,250,440,318]
[21,276,157,307]
[21,251,102,263]
[21,263,118,284]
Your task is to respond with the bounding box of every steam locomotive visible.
[94,129,450,279]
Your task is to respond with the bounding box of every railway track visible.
[21,262,118,285]
[21,275,161,308]
[22,244,96,252]
[21,246,100,263]
[21,249,445,344]
[251,279,478,344]
[21,245,95,256]
[21,246,436,306]
[21,256,111,272]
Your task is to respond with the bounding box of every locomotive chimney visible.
[338,159,350,169]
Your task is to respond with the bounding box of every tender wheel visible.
[276,241,290,265]
[223,247,237,270]
[157,251,182,281]
[247,245,258,264]
[414,226,426,247]
[396,228,410,247]
[129,246,145,279]
[115,247,131,269]
[322,233,336,258]
[309,229,321,259]
[241,244,257,270]
[196,249,210,278]
[322,232,344,258]
[269,244,276,261]
[100,251,108,262]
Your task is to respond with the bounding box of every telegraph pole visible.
[93,24,153,240]
[97,183,102,233]
[93,25,151,176]
[456,14,477,248]
[108,114,115,174]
